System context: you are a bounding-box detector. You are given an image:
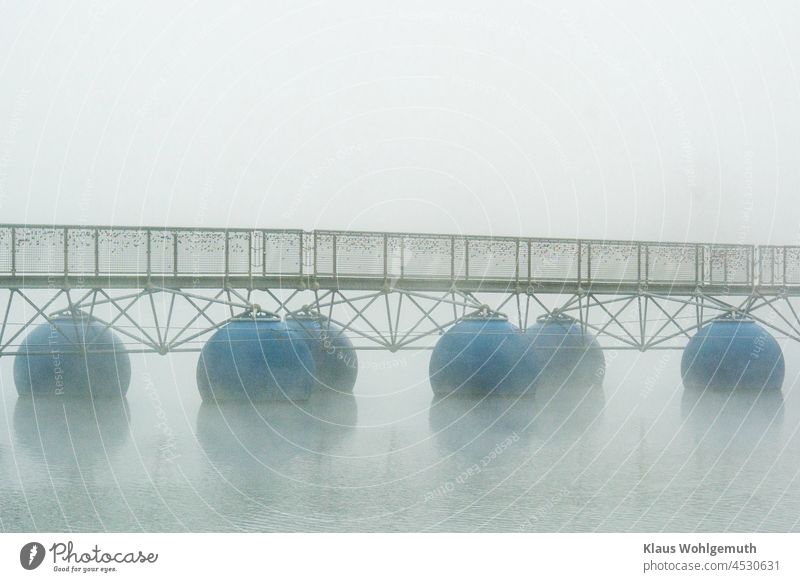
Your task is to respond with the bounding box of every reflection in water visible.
[429,381,606,457]
[196,391,358,475]
[681,387,784,446]
[675,388,787,531]
[13,397,131,470]
[533,381,606,439]
[428,394,536,458]
[193,392,359,528]
[307,391,358,435]
[197,401,311,473]
[6,346,800,532]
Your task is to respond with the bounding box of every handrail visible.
[0,222,791,287]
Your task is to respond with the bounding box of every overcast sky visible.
[0,0,798,244]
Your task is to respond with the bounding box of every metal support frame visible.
[2,285,800,356]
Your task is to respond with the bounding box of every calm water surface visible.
[1,347,798,532]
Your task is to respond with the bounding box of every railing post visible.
[694,244,700,285]
[577,240,582,286]
[173,231,179,278]
[224,230,230,280]
[63,227,68,277]
[248,230,252,279]
[10,226,15,276]
[332,234,337,275]
[94,229,100,277]
[783,245,788,285]
[637,243,642,284]
[464,238,469,280]
[450,236,455,282]
[299,231,305,277]
[586,241,592,285]
[707,245,713,285]
[527,239,532,285]
[769,247,775,285]
[262,231,267,277]
[723,246,728,284]
[400,237,405,280]
[383,233,388,282]
[146,229,152,279]
[515,239,520,286]
[710,245,716,285]
[312,231,317,278]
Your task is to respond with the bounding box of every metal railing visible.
[313,230,755,287]
[0,223,785,288]
[0,225,304,279]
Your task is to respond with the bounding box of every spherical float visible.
[285,314,358,392]
[196,312,315,402]
[13,312,131,397]
[681,316,784,392]
[429,315,537,397]
[525,315,605,389]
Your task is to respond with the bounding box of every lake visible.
[1,346,798,532]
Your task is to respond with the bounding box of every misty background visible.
[1,0,799,243]
[1,0,800,533]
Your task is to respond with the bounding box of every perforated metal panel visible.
[784,248,800,285]
[453,238,467,279]
[333,232,385,277]
[529,240,580,282]
[313,232,335,276]
[646,244,698,284]
[399,235,455,279]
[66,228,95,275]
[706,245,752,285]
[517,241,530,282]
[759,246,800,286]
[98,229,146,274]
[177,230,225,275]
[586,241,639,283]
[263,231,302,276]
[759,246,781,286]
[149,231,175,274]
[386,236,403,280]
[466,238,518,281]
[227,231,251,275]
[67,228,97,275]
[0,228,11,273]
[16,227,65,273]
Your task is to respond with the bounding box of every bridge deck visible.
[0,223,797,294]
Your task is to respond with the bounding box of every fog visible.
[1,0,800,534]
[1,0,799,243]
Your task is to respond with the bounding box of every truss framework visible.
[2,285,799,356]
